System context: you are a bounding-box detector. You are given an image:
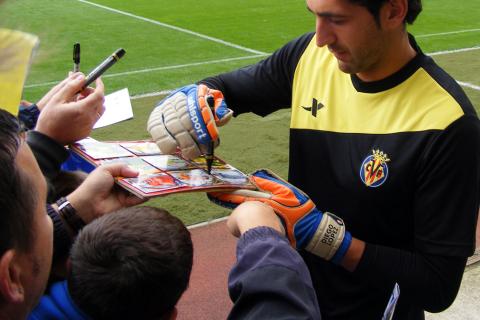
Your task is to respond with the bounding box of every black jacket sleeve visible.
[200,33,315,117]
[355,244,466,315]
[228,227,321,320]
[26,130,69,180]
[46,204,73,262]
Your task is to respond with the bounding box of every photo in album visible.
[70,138,255,198]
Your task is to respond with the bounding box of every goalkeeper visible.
[147,0,480,318]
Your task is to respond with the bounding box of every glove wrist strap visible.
[305,212,350,263]
[330,231,352,265]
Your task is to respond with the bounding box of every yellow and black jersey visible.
[202,33,480,319]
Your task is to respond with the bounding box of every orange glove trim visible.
[197,85,219,141]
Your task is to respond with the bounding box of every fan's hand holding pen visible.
[34,73,105,145]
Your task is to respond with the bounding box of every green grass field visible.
[1,0,479,225]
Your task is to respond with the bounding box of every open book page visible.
[93,88,133,129]
[70,138,255,198]
[382,283,400,320]
[0,28,39,115]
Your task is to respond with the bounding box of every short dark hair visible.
[68,206,194,320]
[50,170,88,199]
[349,0,422,25]
[0,109,36,256]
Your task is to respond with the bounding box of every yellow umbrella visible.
[0,28,39,115]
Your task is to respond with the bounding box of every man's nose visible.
[315,19,335,47]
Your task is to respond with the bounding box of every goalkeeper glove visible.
[208,169,352,264]
[147,84,233,159]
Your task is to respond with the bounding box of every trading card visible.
[123,173,182,193]
[212,167,250,185]
[191,156,229,169]
[100,157,160,175]
[120,141,162,156]
[142,155,196,171]
[75,138,133,159]
[169,169,217,187]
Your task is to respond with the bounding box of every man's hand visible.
[35,73,105,145]
[66,163,146,223]
[147,84,233,159]
[209,169,352,264]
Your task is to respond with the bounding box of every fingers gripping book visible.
[70,138,255,198]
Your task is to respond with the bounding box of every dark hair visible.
[349,0,422,25]
[0,109,36,256]
[50,170,88,199]
[68,206,194,320]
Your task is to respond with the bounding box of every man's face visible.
[307,0,390,79]
[15,140,53,313]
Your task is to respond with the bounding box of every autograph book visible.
[70,138,255,198]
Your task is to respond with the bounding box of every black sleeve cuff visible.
[18,103,40,130]
[26,131,69,180]
[237,226,288,252]
[47,204,73,261]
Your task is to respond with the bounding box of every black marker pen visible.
[73,43,80,72]
[82,48,126,90]
[205,95,215,174]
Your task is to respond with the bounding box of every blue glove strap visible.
[215,99,229,119]
[330,231,352,265]
[183,85,211,145]
[207,193,239,210]
[294,209,323,248]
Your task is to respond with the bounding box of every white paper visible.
[382,283,400,320]
[94,88,133,129]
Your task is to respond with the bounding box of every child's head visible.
[68,206,193,320]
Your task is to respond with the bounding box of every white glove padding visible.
[147,84,233,159]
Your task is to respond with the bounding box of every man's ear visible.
[382,0,408,29]
[0,250,25,304]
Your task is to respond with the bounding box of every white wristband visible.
[305,212,346,260]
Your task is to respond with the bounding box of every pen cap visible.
[114,48,126,59]
[73,43,80,62]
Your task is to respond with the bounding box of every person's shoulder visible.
[419,55,476,117]
[275,32,317,66]
[447,114,480,138]
[283,32,315,50]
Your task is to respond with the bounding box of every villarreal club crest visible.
[360,149,390,188]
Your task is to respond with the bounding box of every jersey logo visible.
[360,149,390,188]
[301,98,324,117]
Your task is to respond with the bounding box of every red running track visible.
[177,219,236,320]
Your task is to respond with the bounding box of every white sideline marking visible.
[187,216,229,229]
[428,46,480,56]
[131,90,172,100]
[102,54,266,78]
[24,54,267,89]
[416,28,480,38]
[74,0,267,56]
[457,81,480,91]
